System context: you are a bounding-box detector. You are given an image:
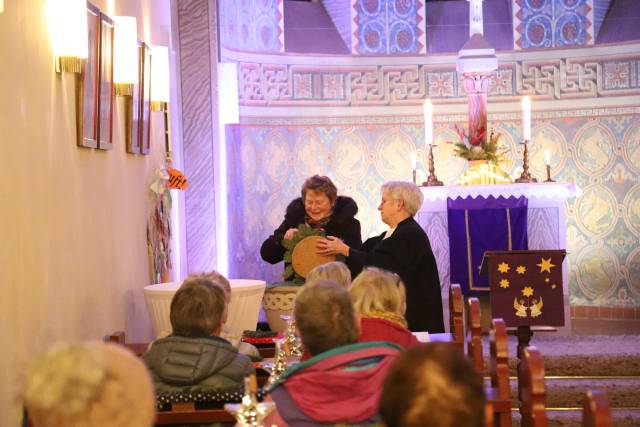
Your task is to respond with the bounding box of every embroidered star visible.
[537,257,555,273]
[497,262,510,274]
[516,265,526,275]
[551,284,557,289]
[522,286,534,297]
[499,279,510,288]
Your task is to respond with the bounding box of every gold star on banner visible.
[499,279,510,288]
[537,257,555,273]
[498,262,510,273]
[552,284,557,289]
[545,278,550,283]
[516,265,526,274]
[522,286,534,297]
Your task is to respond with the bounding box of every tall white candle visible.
[410,152,417,170]
[423,99,433,146]
[521,96,531,141]
[544,149,551,166]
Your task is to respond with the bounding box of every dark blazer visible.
[260,196,362,277]
[346,217,444,333]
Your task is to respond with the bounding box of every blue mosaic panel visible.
[515,0,593,49]
[355,0,424,54]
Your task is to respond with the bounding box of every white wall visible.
[0,0,171,424]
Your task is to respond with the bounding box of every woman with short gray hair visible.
[317,181,443,333]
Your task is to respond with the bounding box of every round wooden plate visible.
[291,236,336,278]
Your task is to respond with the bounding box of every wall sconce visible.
[48,0,88,73]
[113,16,138,150]
[150,45,171,162]
[0,0,4,13]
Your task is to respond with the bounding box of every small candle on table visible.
[544,149,551,166]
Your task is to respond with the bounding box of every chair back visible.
[582,389,612,427]
[466,297,483,374]
[518,346,547,427]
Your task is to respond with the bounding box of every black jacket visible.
[346,217,444,333]
[260,196,362,276]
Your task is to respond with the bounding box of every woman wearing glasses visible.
[317,181,444,333]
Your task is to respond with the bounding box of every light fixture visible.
[0,0,4,14]
[113,16,138,150]
[150,45,171,161]
[48,0,88,73]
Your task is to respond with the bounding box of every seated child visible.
[305,261,352,288]
[188,271,261,360]
[350,267,418,348]
[143,276,254,392]
[22,342,155,427]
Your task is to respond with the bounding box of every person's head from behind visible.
[294,280,359,356]
[171,276,227,337]
[379,181,424,226]
[301,175,338,222]
[23,342,155,427]
[351,267,407,319]
[306,261,352,289]
[188,270,231,303]
[380,343,485,427]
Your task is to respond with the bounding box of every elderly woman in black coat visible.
[260,175,362,279]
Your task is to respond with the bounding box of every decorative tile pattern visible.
[236,53,640,106]
[352,0,426,55]
[219,0,283,52]
[226,114,640,310]
[513,0,594,49]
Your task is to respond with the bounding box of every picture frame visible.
[97,12,114,150]
[140,42,152,155]
[76,2,100,149]
[127,41,143,154]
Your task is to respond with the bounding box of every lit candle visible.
[521,96,531,141]
[423,99,433,146]
[410,152,417,170]
[544,149,551,166]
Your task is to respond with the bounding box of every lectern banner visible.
[447,196,528,295]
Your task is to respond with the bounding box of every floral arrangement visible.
[148,168,172,284]
[451,125,506,162]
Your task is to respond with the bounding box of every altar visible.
[416,182,580,333]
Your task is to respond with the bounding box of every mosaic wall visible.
[513,0,595,49]
[219,0,283,52]
[237,54,640,106]
[226,114,640,308]
[351,0,426,55]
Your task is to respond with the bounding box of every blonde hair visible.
[23,342,155,427]
[306,261,352,288]
[351,267,407,317]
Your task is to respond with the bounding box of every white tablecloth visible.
[143,279,266,339]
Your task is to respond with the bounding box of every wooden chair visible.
[487,318,513,427]
[429,284,464,351]
[518,346,547,427]
[466,297,483,374]
[582,389,613,427]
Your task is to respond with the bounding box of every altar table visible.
[417,182,580,333]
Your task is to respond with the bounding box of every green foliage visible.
[282,224,326,284]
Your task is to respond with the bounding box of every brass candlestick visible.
[225,374,275,426]
[515,140,538,183]
[544,164,555,182]
[422,144,443,186]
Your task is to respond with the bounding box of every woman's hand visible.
[316,236,349,257]
[283,228,299,241]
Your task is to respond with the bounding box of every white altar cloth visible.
[143,279,266,339]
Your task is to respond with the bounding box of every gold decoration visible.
[516,265,526,274]
[497,262,510,273]
[522,286,534,297]
[224,374,275,427]
[266,339,289,388]
[537,257,555,273]
[281,315,303,359]
[499,279,510,289]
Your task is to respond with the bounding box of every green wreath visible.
[281,224,325,284]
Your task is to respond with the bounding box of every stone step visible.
[488,377,640,408]
[511,408,640,427]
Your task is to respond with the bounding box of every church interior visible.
[2,0,640,425]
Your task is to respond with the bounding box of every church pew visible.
[518,346,547,427]
[429,284,464,351]
[582,389,613,427]
[154,403,235,425]
[487,318,513,427]
[466,297,483,374]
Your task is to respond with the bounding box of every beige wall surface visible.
[0,0,171,425]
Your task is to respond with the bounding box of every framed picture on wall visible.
[97,12,114,150]
[140,42,152,155]
[77,2,100,149]
[127,41,143,154]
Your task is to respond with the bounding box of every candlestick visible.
[422,144,443,186]
[515,140,538,183]
[521,96,531,141]
[544,149,551,166]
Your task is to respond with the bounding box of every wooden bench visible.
[429,284,464,351]
[487,318,513,427]
[155,403,235,425]
[466,297,483,374]
[518,345,547,427]
[582,389,613,427]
